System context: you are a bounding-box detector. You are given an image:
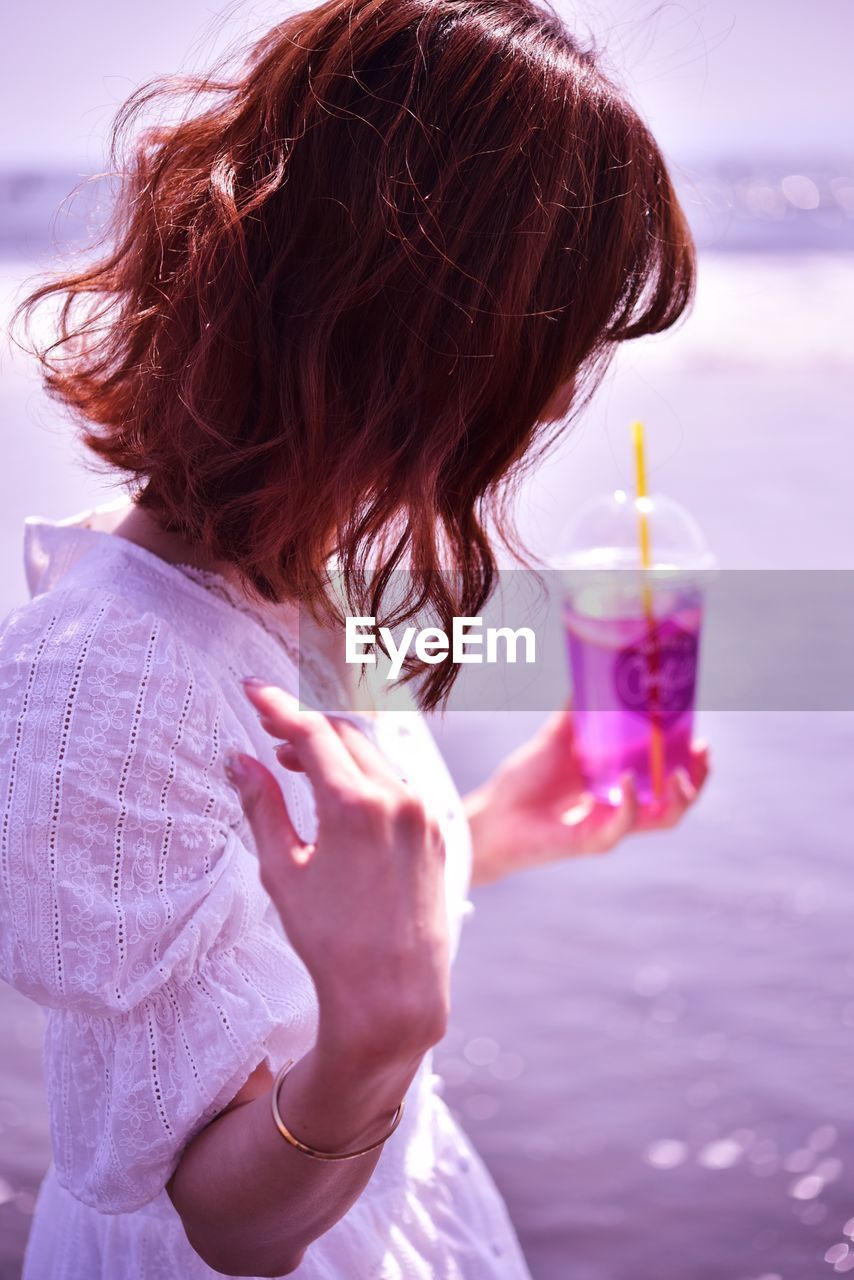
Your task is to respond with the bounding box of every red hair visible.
[12,0,695,707]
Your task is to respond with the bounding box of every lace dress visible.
[0,498,532,1280]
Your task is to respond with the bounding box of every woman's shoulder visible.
[0,590,318,1213]
[0,583,247,884]
[0,581,256,1006]
[0,579,222,706]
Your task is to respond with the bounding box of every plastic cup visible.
[557,490,713,806]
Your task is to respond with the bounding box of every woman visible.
[1,0,709,1275]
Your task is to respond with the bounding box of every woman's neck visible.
[102,497,379,711]
[106,500,247,592]
[102,497,390,715]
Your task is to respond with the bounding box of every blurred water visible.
[1,231,853,1279]
[428,246,854,1279]
[431,709,854,1280]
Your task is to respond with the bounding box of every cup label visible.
[613,619,697,725]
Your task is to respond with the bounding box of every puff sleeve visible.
[0,587,317,1213]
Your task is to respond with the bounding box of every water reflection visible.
[645,1139,688,1170]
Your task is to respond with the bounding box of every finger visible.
[536,702,577,757]
[688,740,710,792]
[676,764,698,805]
[275,742,303,772]
[634,767,695,832]
[586,772,639,851]
[519,703,584,787]
[326,716,402,784]
[224,751,309,872]
[241,681,362,795]
[274,718,401,783]
[591,768,637,849]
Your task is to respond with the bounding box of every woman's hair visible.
[13,0,694,708]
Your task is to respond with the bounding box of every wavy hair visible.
[12,0,695,708]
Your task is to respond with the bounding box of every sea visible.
[0,161,852,1279]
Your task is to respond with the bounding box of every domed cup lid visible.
[553,489,715,573]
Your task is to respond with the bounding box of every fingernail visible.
[241,676,268,688]
[676,768,693,796]
[223,750,247,784]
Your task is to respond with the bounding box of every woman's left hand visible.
[464,705,710,886]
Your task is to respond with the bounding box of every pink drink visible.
[563,585,702,805]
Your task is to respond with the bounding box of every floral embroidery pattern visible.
[0,533,491,1280]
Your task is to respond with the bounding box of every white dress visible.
[0,498,532,1280]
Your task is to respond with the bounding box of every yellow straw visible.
[631,420,665,804]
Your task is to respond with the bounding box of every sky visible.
[0,0,851,170]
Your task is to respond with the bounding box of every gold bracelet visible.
[270,1058,405,1161]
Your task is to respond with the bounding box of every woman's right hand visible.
[224,680,450,1071]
